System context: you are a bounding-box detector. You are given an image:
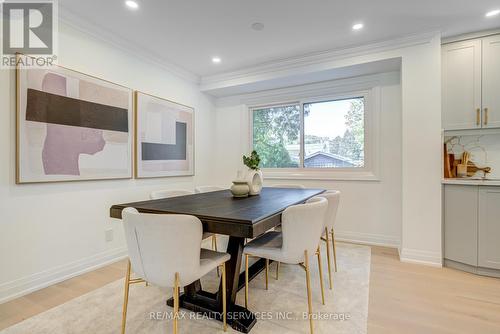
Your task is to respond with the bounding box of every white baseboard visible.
[0,247,127,304]
[399,248,443,267]
[335,230,400,248]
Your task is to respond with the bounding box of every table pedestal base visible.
[167,290,257,333]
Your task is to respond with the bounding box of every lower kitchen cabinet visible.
[444,184,500,277]
[444,185,478,266]
[478,187,500,270]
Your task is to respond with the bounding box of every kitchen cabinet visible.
[442,35,500,130]
[444,184,500,277]
[482,35,500,129]
[444,185,478,266]
[478,187,500,270]
[442,40,482,130]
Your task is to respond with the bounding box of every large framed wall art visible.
[16,55,134,183]
[135,91,194,178]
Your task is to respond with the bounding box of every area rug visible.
[1,242,370,334]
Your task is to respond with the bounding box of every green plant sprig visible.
[243,150,261,170]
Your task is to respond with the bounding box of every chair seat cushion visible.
[202,232,214,239]
[195,249,231,282]
[243,231,287,263]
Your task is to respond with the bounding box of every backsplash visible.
[445,134,500,179]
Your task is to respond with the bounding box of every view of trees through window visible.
[252,97,365,169]
[252,104,300,168]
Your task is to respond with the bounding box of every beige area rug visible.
[1,242,370,334]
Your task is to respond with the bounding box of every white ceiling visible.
[60,0,500,77]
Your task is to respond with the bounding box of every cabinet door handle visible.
[484,108,489,126]
[476,108,481,126]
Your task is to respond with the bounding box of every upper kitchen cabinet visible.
[482,35,500,129]
[442,35,500,131]
[442,39,482,130]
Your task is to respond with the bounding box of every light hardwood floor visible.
[1,246,500,333]
[368,247,500,334]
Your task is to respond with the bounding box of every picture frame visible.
[16,54,134,183]
[134,91,195,178]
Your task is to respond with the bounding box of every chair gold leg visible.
[332,229,338,272]
[121,260,131,334]
[213,235,220,277]
[304,250,314,334]
[173,273,180,334]
[316,247,325,305]
[265,259,269,290]
[324,227,333,290]
[221,263,227,332]
[245,254,249,308]
[276,261,280,280]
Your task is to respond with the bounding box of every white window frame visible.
[249,87,380,181]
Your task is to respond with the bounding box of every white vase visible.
[246,169,263,195]
[230,181,250,198]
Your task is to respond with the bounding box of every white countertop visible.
[442,178,500,186]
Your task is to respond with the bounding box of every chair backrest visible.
[281,196,328,263]
[122,208,203,287]
[195,186,225,193]
[318,190,340,230]
[271,184,305,189]
[150,189,193,200]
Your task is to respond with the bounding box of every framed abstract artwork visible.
[135,91,194,178]
[16,55,133,183]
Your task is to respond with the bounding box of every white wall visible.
[399,36,443,266]
[212,73,402,248]
[0,22,215,303]
[210,34,443,266]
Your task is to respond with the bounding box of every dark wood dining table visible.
[110,187,324,333]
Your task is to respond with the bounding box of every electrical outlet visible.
[105,229,114,242]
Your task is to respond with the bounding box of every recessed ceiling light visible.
[352,23,364,31]
[212,57,221,64]
[125,0,139,10]
[251,22,265,31]
[485,9,500,17]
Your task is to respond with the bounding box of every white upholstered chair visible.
[120,208,230,334]
[243,197,328,334]
[193,187,225,252]
[270,183,306,276]
[149,189,218,254]
[318,191,341,289]
[195,186,225,193]
[270,184,306,189]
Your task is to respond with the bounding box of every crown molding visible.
[442,28,500,45]
[200,31,439,91]
[58,5,200,84]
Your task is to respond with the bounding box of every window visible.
[304,97,364,168]
[251,96,366,170]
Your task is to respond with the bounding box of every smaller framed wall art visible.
[16,54,134,183]
[135,91,194,178]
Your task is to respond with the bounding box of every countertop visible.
[442,178,500,186]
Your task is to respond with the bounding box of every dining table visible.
[110,186,325,333]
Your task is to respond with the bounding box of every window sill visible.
[262,169,380,181]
